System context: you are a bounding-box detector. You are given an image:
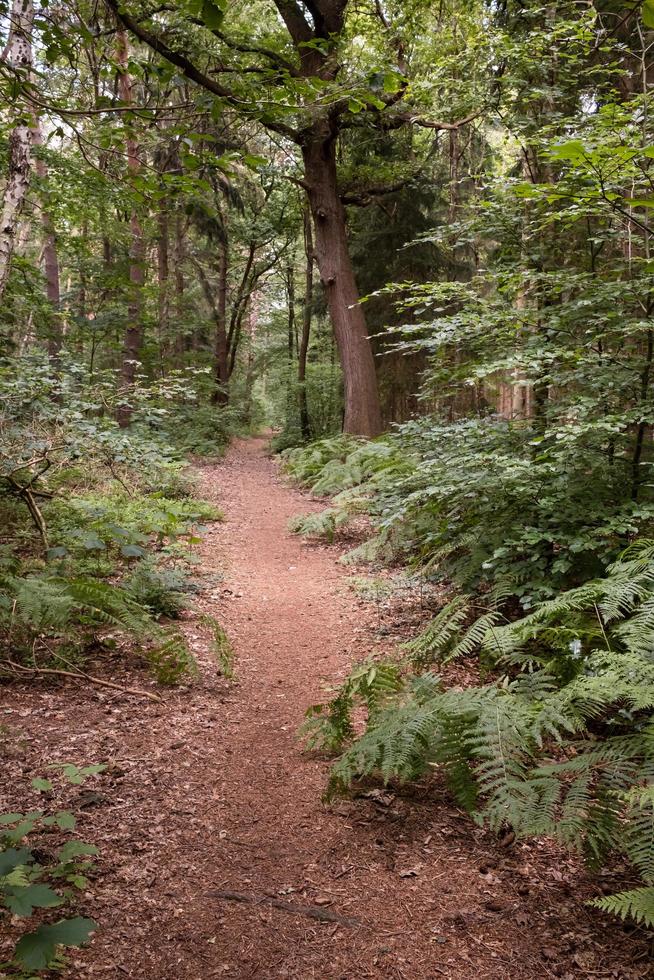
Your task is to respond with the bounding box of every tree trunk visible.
[0,0,35,301]
[212,244,229,405]
[116,29,145,427]
[286,261,296,361]
[194,249,229,404]
[31,117,62,356]
[298,208,313,439]
[302,130,382,438]
[173,212,186,358]
[157,205,169,367]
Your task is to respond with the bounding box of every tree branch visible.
[102,0,300,140]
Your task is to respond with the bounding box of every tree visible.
[101,0,476,436]
[0,0,35,299]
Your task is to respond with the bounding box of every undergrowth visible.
[0,764,103,976]
[0,356,230,689]
[289,426,654,932]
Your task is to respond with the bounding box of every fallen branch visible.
[207,890,361,927]
[0,658,162,702]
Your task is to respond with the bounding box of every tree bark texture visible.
[0,0,35,301]
[116,29,145,427]
[302,129,383,437]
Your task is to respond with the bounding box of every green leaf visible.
[120,544,146,558]
[54,812,76,831]
[200,0,224,29]
[14,917,97,970]
[5,884,64,917]
[0,847,32,876]
[46,546,68,559]
[31,778,53,793]
[57,841,99,863]
[623,197,654,208]
[643,0,654,29]
[383,71,405,94]
[78,532,106,551]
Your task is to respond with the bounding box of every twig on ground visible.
[1,658,163,702]
[207,889,361,927]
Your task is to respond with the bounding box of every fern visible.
[590,887,654,926]
[145,631,198,686]
[307,540,654,929]
[403,595,470,666]
[0,573,197,684]
[200,614,235,679]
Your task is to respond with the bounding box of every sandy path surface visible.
[1,438,648,979]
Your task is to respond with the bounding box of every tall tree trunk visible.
[243,293,259,428]
[212,245,229,405]
[302,129,382,438]
[0,0,35,301]
[286,260,296,361]
[116,29,144,427]
[298,208,313,439]
[157,205,169,368]
[173,211,186,358]
[31,117,62,356]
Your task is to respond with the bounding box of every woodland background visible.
[2,0,654,972]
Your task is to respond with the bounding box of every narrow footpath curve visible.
[2,438,643,979]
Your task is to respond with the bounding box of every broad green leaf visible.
[5,884,63,917]
[14,917,97,970]
[31,779,53,792]
[121,544,146,558]
[0,847,32,876]
[624,197,654,208]
[54,812,76,831]
[383,71,405,94]
[57,841,99,862]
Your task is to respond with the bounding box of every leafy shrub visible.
[161,404,235,457]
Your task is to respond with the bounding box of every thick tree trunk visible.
[298,208,313,439]
[302,131,382,438]
[0,0,35,301]
[116,30,145,427]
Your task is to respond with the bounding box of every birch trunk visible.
[0,0,35,300]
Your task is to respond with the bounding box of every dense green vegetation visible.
[2,0,654,969]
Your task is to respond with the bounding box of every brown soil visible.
[1,437,652,979]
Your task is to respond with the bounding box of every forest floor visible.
[1,437,652,979]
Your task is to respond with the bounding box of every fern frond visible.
[589,887,654,926]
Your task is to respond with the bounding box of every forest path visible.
[118,436,629,980]
[3,438,640,979]
[163,434,511,980]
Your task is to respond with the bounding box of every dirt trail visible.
[1,438,648,979]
